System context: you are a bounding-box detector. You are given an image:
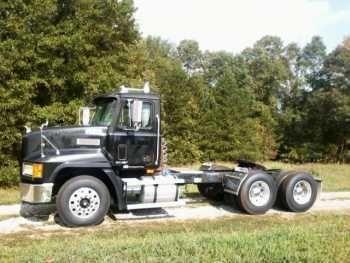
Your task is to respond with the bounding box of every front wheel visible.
[280,173,317,212]
[238,173,277,214]
[56,176,110,227]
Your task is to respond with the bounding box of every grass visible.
[0,213,349,262]
[0,187,19,205]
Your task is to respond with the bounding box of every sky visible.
[133,0,350,53]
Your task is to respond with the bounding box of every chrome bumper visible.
[20,183,54,203]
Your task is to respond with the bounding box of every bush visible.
[0,161,19,187]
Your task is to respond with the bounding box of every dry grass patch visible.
[0,187,19,205]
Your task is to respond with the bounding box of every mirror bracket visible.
[79,107,91,126]
[131,99,143,131]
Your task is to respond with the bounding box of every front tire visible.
[280,173,317,212]
[238,173,277,214]
[56,176,110,227]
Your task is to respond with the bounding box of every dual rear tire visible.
[280,173,317,212]
[237,173,277,214]
[197,172,277,214]
[198,172,318,215]
[237,172,318,214]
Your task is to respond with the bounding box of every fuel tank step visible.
[126,200,186,210]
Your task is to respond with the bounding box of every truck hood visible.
[22,126,107,161]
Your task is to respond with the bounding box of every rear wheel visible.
[238,173,277,214]
[197,183,224,201]
[280,173,317,212]
[56,176,110,227]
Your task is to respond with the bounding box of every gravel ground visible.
[0,192,349,235]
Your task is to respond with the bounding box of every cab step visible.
[126,200,186,210]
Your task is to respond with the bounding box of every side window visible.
[119,100,153,129]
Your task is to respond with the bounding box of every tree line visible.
[0,0,349,186]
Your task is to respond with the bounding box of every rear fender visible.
[222,168,250,196]
[223,168,322,198]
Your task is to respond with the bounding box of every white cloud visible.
[134,0,350,52]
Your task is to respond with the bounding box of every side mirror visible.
[79,107,91,126]
[132,100,143,130]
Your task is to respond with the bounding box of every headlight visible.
[22,163,43,178]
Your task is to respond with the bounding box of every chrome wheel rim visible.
[248,181,271,207]
[68,187,100,219]
[293,180,312,205]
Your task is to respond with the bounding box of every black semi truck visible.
[20,84,321,227]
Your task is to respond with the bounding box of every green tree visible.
[242,36,290,107]
[299,36,327,90]
[279,37,349,162]
[200,51,275,161]
[141,37,204,164]
[177,40,203,74]
[240,36,291,158]
[0,0,139,185]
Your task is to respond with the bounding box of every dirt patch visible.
[0,204,19,216]
[0,192,349,235]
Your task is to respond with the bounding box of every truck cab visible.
[21,85,162,221]
[20,84,321,227]
[93,87,161,169]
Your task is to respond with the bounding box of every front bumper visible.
[20,183,54,203]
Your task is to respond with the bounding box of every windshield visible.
[90,100,115,126]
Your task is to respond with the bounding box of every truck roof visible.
[94,86,160,102]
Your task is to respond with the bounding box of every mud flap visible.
[222,168,249,196]
[315,178,322,200]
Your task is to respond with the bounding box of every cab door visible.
[112,98,158,168]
